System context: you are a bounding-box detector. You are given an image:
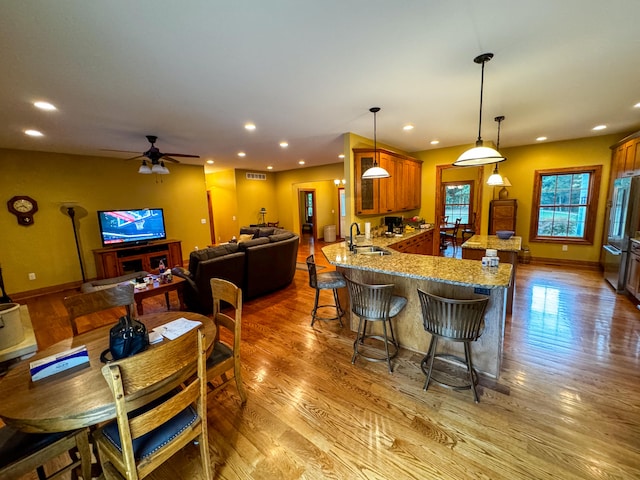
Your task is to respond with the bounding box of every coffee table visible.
[133,275,186,316]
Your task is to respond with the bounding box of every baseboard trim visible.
[11,280,82,301]
[528,256,602,271]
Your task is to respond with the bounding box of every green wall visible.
[0,148,210,295]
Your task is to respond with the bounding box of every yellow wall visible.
[1,148,210,294]
[205,168,238,244]
[413,133,624,262]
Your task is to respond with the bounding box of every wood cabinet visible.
[353,148,422,216]
[388,230,433,255]
[93,240,183,279]
[489,199,517,234]
[626,240,640,300]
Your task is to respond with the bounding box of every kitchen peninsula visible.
[321,229,512,378]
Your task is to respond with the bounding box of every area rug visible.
[296,262,325,271]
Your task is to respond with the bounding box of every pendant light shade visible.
[487,115,506,186]
[362,107,390,179]
[138,159,152,174]
[454,53,506,167]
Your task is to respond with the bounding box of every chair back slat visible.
[418,290,488,341]
[64,283,136,335]
[345,277,394,321]
[306,254,318,289]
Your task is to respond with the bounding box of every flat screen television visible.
[97,208,167,247]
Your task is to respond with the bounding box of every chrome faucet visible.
[349,222,361,252]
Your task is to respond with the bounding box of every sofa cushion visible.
[269,231,295,242]
[257,227,275,237]
[239,227,259,238]
[188,244,239,274]
[237,237,269,251]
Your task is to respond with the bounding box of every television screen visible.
[97,208,167,247]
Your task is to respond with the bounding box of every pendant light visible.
[487,116,506,186]
[362,107,390,179]
[453,53,506,166]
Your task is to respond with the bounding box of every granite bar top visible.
[321,231,512,289]
[461,234,522,252]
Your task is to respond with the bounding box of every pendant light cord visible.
[477,59,486,144]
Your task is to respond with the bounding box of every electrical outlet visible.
[562,245,568,251]
[28,272,36,280]
[232,215,236,221]
[201,218,206,224]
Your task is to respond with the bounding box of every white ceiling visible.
[2,1,639,174]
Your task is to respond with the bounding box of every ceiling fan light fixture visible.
[138,160,152,174]
[362,106,390,179]
[454,53,506,167]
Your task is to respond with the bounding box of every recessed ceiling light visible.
[430,140,439,145]
[298,160,305,165]
[244,123,256,131]
[403,125,414,131]
[206,159,214,164]
[33,101,56,111]
[267,165,273,170]
[338,154,345,159]
[237,152,246,157]
[536,136,548,142]
[634,102,640,108]
[592,124,607,131]
[279,141,288,148]
[24,129,44,137]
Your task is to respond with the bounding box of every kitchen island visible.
[461,234,522,314]
[321,230,512,378]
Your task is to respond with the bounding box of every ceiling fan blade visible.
[161,155,181,164]
[125,154,144,161]
[162,153,200,158]
[100,148,142,154]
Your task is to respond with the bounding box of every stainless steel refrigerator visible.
[603,176,640,292]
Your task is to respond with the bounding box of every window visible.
[443,181,473,224]
[530,165,602,244]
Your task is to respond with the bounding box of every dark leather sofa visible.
[173,227,299,313]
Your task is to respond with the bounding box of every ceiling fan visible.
[104,135,200,174]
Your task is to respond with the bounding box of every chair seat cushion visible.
[101,402,198,460]
[316,271,346,289]
[389,295,408,318]
[207,341,232,366]
[0,426,72,468]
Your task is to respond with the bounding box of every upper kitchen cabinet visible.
[353,148,422,216]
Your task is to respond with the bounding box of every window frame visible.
[442,180,474,225]
[529,165,602,245]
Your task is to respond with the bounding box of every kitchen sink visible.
[353,246,391,255]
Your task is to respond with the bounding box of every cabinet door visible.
[406,160,421,210]
[378,153,397,214]
[626,253,640,297]
[489,200,517,234]
[354,153,379,215]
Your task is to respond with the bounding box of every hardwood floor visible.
[9,234,640,479]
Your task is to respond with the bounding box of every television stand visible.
[93,239,183,279]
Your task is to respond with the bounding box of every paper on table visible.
[154,318,202,340]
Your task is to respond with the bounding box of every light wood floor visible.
[10,234,640,479]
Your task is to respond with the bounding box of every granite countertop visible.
[461,234,522,252]
[321,230,512,289]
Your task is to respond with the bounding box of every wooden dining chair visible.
[0,426,92,480]
[64,283,136,336]
[93,327,212,480]
[207,278,247,404]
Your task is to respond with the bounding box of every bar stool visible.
[345,276,407,373]
[306,255,346,327]
[417,289,489,402]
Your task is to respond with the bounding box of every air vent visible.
[246,172,267,180]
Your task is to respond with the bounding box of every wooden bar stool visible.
[417,290,489,402]
[345,277,407,373]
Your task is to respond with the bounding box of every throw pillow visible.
[237,234,254,244]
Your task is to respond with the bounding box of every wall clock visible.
[7,195,38,226]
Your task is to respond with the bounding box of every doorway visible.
[338,187,346,238]
[299,189,317,238]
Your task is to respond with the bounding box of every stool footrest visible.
[421,353,478,391]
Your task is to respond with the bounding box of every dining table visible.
[0,311,215,434]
